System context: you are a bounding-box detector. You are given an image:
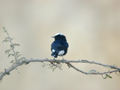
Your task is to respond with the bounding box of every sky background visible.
[0,0,120,90]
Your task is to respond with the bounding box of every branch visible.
[0,58,120,80]
[1,27,120,80]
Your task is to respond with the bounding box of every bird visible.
[51,33,69,59]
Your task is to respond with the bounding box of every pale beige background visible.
[0,0,120,90]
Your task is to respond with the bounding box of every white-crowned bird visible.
[51,33,69,59]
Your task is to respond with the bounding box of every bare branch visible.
[1,27,120,80]
[0,58,120,80]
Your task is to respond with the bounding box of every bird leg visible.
[61,56,64,60]
[53,57,56,61]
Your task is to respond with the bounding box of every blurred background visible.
[0,0,120,90]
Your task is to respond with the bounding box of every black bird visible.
[51,33,69,58]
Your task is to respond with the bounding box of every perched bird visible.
[51,33,69,58]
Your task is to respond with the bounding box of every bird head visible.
[52,33,66,41]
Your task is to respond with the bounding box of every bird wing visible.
[51,41,65,52]
[51,40,68,57]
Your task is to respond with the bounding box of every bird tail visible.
[51,52,58,58]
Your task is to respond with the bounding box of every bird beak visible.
[51,36,55,38]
